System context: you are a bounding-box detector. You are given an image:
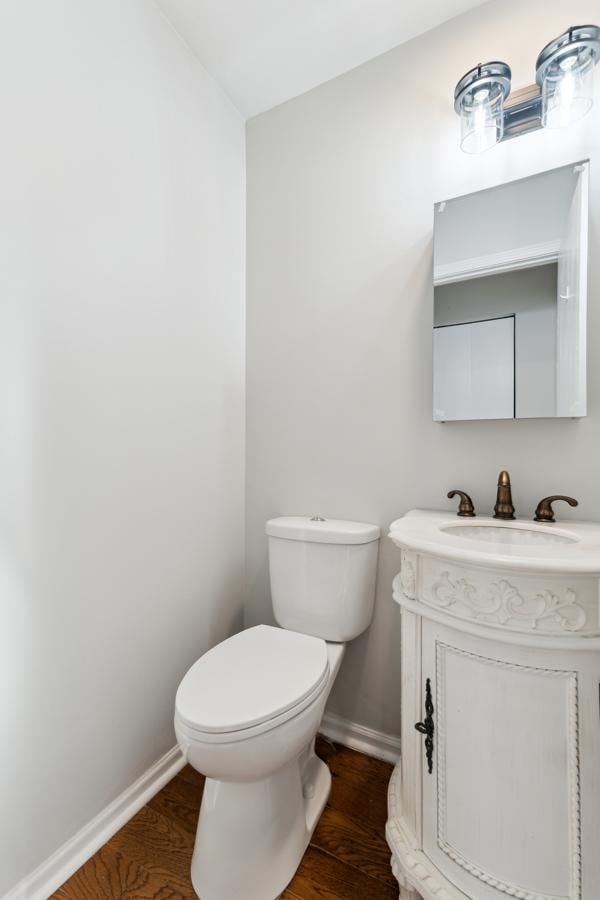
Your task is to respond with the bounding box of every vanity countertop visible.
[389,509,600,574]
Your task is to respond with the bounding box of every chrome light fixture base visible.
[454,24,600,152]
[502,83,544,141]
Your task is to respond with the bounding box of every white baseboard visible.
[3,745,185,900]
[320,711,401,764]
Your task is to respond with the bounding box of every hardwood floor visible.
[52,737,396,900]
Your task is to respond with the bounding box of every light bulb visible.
[556,70,576,127]
[559,54,578,71]
[537,26,600,130]
[459,85,504,154]
[542,53,594,128]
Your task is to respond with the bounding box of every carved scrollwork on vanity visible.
[429,570,587,633]
[398,554,598,637]
[400,550,417,600]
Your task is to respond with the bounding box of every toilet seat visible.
[175,625,329,742]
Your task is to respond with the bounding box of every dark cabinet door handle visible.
[414,677,435,774]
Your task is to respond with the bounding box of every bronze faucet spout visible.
[493,470,516,520]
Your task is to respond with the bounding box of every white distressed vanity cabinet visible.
[387,511,600,900]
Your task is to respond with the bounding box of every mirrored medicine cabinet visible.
[433,161,589,422]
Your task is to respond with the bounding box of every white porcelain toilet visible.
[174,516,380,900]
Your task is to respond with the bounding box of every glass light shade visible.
[459,84,505,154]
[541,49,596,128]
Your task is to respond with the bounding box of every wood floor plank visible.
[318,743,393,833]
[175,764,204,790]
[314,734,339,763]
[316,736,393,793]
[54,844,197,900]
[51,844,127,899]
[311,804,396,887]
[148,773,203,834]
[119,872,196,900]
[287,845,397,900]
[108,805,195,894]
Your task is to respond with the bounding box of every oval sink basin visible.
[440,523,578,547]
[388,510,600,574]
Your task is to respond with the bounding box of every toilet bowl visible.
[174,516,379,900]
[176,627,345,900]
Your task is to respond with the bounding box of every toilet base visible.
[190,741,331,900]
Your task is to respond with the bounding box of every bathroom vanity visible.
[386,510,600,900]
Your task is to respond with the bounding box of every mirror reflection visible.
[433,162,589,421]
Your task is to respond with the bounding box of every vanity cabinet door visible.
[419,618,598,900]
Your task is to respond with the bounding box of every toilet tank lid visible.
[266,516,380,545]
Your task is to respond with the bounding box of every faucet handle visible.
[447,490,476,517]
[534,495,578,523]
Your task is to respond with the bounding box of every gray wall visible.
[246,0,600,738]
[0,1,245,893]
[435,266,558,418]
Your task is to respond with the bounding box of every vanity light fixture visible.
[454,24,600,153]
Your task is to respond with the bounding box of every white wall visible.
[0,1,245,895]
[246,0,600,737]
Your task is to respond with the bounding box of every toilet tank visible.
[266,517,380,642]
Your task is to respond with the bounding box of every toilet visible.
[174,516,380,900]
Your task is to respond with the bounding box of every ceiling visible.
[156,0,489,119]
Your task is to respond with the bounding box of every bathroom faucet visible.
[449,472,578,523]
[493,470,515,520]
